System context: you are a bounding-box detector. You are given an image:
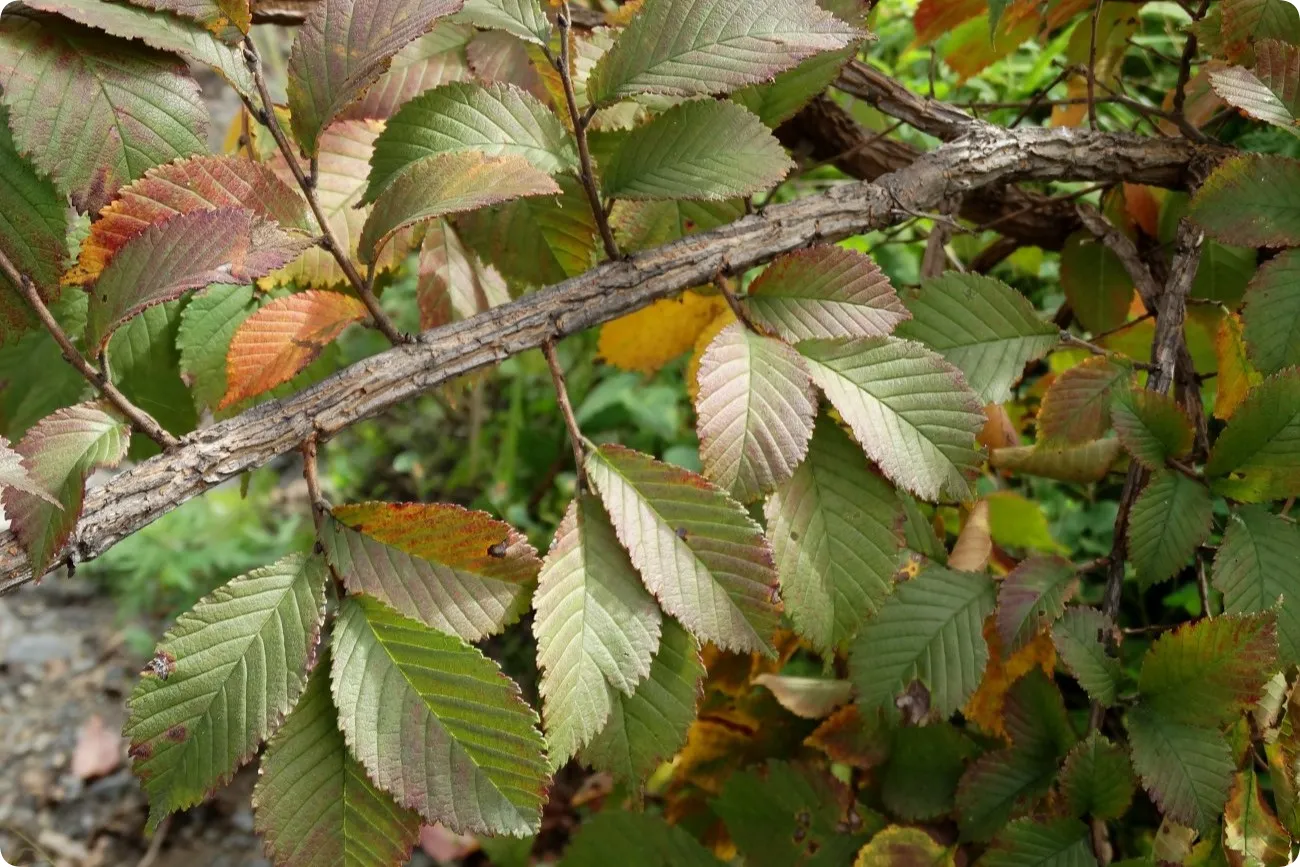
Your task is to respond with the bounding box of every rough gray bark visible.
[0,124,1218,593]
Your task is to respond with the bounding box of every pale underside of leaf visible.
[1210,39,1300,134]
[125,554,328,827]
[586,444,781,654]
[695,322,817,503]
[453,0,550,43]
[533,495,663,766]
[331,596,550,836]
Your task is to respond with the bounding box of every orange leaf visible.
[963,621,1056,739]
[913,0,985,45]
[220,290,368,409]
[1124,184,1161,238]
[1215,311,1263,420]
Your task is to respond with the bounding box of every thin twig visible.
[1087,0,1104,128]
[137,816,172,867]
[0,251,177,449]
[300,437,330,534]
[1059,331,1155,369]
[1196,555,1213,618]
[541,341,589,491]
[1172,0,1212,127]
[241,39,407,345]
[549,4,619,261]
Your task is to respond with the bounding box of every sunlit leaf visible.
[0,17,208,214]
[849,565,995,717]
[895,273,1058,405]
[2,402,130,578]
[322,502,540,642]
[67,155,309,288]
[799,337,985,501]
[364,81,576,204]
[600,101,794,201]
[696,322,817,502]
[949,499,992,573]
[963,626,1057,739]
[743,246,909,342]
[1189,153,1300,247]
[1052,607,1121,707]
[752,674,852,719]
[854,826,954,867]
[286,0,465,155]
[84,207,310,353]
[331,596,550,835]
[125,554,328,828]
[581,618,703,782]
[220,290,368,408]
[1206,368,1300,502]
[1110,389,1194,471]
[1038,356,1134,445]
[1213,505,1300,665]
[586,444,781,653]
[766,415,904,653]
[253,661,421,867]
[533,495,663,766]
[586,0,861,105]
[997,556,1078,654]
[359,151,559,263]
[1127,471,1214,587]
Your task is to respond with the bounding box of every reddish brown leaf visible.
[72,715,124,781]
[1037,355,1134,445]
[913,0,984,45]
[804,704,890,770]
[219,290,368,409]
[67,155,309,287]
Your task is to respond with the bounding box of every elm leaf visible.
[1207,369,1300,502]
[1127,706,1233,832]
[1110,389,1194,470]
[0,108,65,346]
[1210,40,1300,136]
[331,596,550,835]
[1051,607,1121,707]
[1241,248,1300,374]
[1126,471,1214,588]
[125,554,328,828]
[996,555,1078,654]
[1189,153,1300,247]
[1038,356,1134,446]
[1213,505,1300,665]
[695,322,817,503]
[1059,733,1136,821]
[453,0,550,44]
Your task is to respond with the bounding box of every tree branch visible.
[0,124,1217,592]
[0,252,178,450]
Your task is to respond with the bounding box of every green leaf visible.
[364,81,577,205]
[1059,733,1136,821]
[359,151,559,263]
[1110,389,1194,471]
[1127,471,1214,587]
[1127,706,1233,832]
[322,501,540,642]
[1213,505,1300,665]
[901,492,947,563]
[798,337,986,501]
[1051,607,1121,707]
[287,0,464,155]
[1206,369,1300,502]
[879,724,978,821]
[17,0,256,99]
[1138,612,1279,727]
[453,0,550,43]
[559,810,722,867]
[1038,356,1134,445]
[895,273,1058,405]
[0,107,65,346]
[1242,248,1300,375]
[331,595,550,835]
[0,17,209,213]
[714,760,875,867]
[85,208,310,353]
[587,0,861,105]
[730,45,856,127]
[586,444,781,653]
[849,565,996,717]
[611,198,746,251]
[979,818,1096,867]
[127,0,250,42]
[696,322,817,502]
[1223,0,1300,59]
[997,555,1078,654]
[1189,154,1300,247]
[253,660,422,867]
[990,440,1123,483]
[1059,233,1133,335]
[600,101,794,201]
[533,495,663,767]
[457,172,598,286]
[1210,40,1300,136]
[125,554,328,828]
[1,402,130,578]
[743,246,910,342]
[1192,240,1256,306]
[581,618,704,782]
[1223,768,1292,867]
[108,300,199,447]
[766,414,905,653]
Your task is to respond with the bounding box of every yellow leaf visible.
[963,621,1056,739]
[1215,311,1263,420]
[987,490,1064,553]
[598,290,727,375]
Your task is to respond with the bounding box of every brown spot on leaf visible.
[165,725,187,742]
[487,539,509,558]
[127,741,153,760]
[145,651,176,680]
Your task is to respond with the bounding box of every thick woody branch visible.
[0,125,1217,593]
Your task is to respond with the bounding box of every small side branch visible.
[241,39,407,346]
[300,437,330,535]
[550,4,620,262]
[0,251,177,449]
[542,341,589,491]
